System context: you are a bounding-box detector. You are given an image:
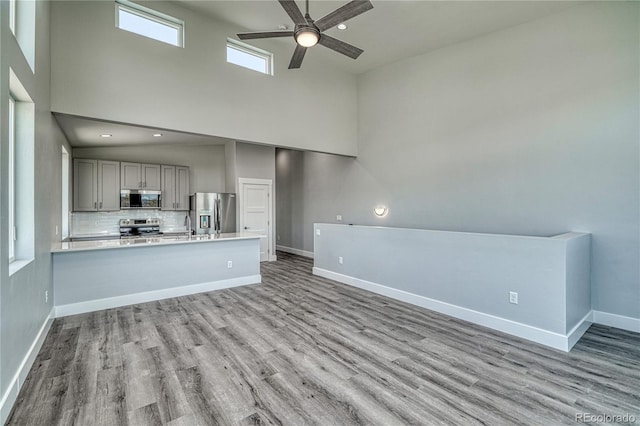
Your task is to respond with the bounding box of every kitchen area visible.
[50,117,277,318]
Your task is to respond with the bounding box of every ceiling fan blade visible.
[289,44,307,69]
[314,0,373,32]
[318,34,363,59]
[278,0,306,25]
[237,31,294,40]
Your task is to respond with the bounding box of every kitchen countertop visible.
[52,232,262,253]
[69,232,121,240]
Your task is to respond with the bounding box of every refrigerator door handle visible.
[215,198,221,233]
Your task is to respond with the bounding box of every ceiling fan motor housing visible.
[294,23,321,46]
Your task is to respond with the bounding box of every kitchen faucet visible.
[185,214,192,235]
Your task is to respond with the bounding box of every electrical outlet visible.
[509,292,518,304]
[316,229,321,236]
[336,215,342,221]
[227,261,233,269]
[338,256,343,264]
[45,290,48,303]
[277,235,281,241]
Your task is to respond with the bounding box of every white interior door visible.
[239,179,272,262]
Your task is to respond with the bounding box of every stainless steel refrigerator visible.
[189,193,236,234]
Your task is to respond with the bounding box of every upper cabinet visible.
[121,162,161,190]
[142,164,161,190]
[161,165,190,210]
[73,159,120,211]
[98,161,121,210]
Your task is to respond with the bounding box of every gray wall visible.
[54,239,260,308]
[276,2,639,320]
[235,142,276,184]
[0,0,71,413]
[234,142,277,257]
[50,1,358,156]
[224,141,237,193]
[313,224,591,337]
[275,149,303,249]
[73,144,227,193]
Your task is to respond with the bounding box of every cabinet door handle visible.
[94,201,97,209]
[99,201,103,209]
[138,181,142,188]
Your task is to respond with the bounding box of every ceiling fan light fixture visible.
[295,27,319,47]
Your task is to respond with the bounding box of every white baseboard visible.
[592,310,640,333]
[313,267,592,352]
[566,311,594,350]
[276,245,314,259]
[0,308,55,424]
[55,275,262,318]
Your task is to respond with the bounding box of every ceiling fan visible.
[237,0,373,69]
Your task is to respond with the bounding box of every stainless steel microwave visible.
[120,190,161,209]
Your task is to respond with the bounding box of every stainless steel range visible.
[119,218,161,239]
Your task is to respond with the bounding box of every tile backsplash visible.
[71,210,190,236]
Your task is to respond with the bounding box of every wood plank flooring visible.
[7,252,640,425]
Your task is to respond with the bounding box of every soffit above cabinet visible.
[54,113,231,148]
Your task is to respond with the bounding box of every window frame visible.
[61,145,70,240]
[9,0,16,34]
[226,38,274,76]
[8,96,16,263]
[115,0,184,47]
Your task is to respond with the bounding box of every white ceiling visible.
[54,114,231,147]
[177,0,580,74]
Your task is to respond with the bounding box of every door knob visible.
[244,226,249,230]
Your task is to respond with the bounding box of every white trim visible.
[227,38,274,75]
[276,245,314,259]
[238,178,274,262]
[313,267,588,352]
[0,308,55,424]
[55,275,262,318]
[115,0,184,47]
[566,311,594,350]
[592,310,640,333]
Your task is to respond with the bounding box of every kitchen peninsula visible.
[52,233,262,317]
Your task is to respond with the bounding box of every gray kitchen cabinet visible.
[97,160,121,210]
[161,165,190,210]
[120,162,140,190]
[176,166,190,210]
[121,162,161,190]
[74,159,97,211]
[73,159,120,211]
[142,163,161,190]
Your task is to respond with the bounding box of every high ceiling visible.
[177,0,580,74]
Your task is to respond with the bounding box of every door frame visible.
[238,177,276,261]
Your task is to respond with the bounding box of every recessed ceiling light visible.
[152,133,163,137]
[336,23,347,30]
[100,134,112,138]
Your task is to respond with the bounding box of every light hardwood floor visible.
[7,252,640,425]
